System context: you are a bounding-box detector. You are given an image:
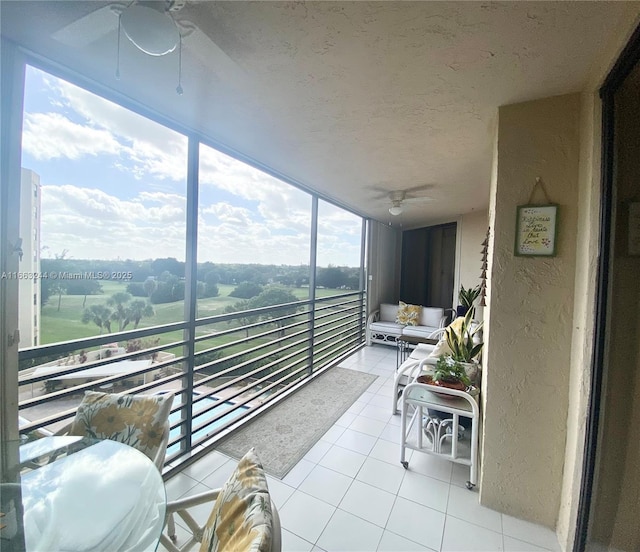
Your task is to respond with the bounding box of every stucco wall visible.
[556,12,640,551]
[481,93,581,527]
[555,89,601,550]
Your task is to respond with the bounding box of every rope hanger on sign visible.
[527,177,553,205]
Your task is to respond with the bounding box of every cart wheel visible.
[465,481,475,490]
[401,461,409,469]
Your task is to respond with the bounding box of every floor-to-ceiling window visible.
[6,61,367,468]
[313,200,366,368]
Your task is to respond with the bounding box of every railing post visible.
[308,197,318,375]
[1,40,26,480]
[182,136,199,454]
[359,219,368,343]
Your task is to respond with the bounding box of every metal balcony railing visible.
[17,291,365,470]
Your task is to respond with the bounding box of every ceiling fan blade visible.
[177,20,249,85]
[364,186,394,201]
[403,183,435,195]
[51,5,122,48]
[403,196,435,204]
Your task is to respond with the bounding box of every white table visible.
[2,438,166,552]
[400,381,479,489]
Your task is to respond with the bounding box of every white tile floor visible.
[163,345,561,552]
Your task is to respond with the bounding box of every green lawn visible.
[39,282,356,347]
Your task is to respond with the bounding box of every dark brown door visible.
[400,222,456,308]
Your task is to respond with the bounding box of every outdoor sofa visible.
[366,302,447,346]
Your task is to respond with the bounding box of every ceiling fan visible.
[50,1,245,93]
[52,1,187,51]
[371,185,435,216]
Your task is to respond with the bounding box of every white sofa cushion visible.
[379,303,400,322]
[401,325,441,339]
[369,321,404,336]
[418,307,445,327]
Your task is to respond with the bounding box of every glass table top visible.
[1,437,166,552]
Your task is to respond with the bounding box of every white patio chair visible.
[54,390,173,471]
[162,448,281,552]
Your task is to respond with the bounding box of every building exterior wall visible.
[19,168,41,347]
[481,93,581,527]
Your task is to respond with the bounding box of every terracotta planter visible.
[434,379,466,392]
[428,378,465,400]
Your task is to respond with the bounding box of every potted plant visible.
[445,308,483,381]
[432,355,472,392]
[457,284,481,316]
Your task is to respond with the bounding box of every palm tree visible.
[81,304,113,334]
[107,292,132,331]
[125,300,155,330]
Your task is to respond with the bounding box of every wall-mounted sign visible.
[629,202,640,256]
[515,204,559,257]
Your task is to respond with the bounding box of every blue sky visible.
[21,66,363,267]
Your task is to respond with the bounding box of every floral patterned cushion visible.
[427,316,466,359]
[395,301,422,326]
[69,391,173,463]
[200,448,273,552]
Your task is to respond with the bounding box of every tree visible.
[107,292,132,332]
[50,281,67,312]
[316,266,349,289]
[143,277,157,298]
[249,288,301,338]
[149,275,184,304]
[65,280,103,308]
[81,304,113,334]
[224,301,259,338]
[126,282,147,297]
[230,281,264,299]
[151,257,184,278]
[125,300,155,329]
[203,271,219,298]
[196,281,206,299]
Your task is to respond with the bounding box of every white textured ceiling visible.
[1,1,637,228]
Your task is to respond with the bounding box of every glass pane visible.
[197,143,312,315]
[316,200,363,294]
[313,200,364,369]
[195,143,313,394]
[19,66,188,349]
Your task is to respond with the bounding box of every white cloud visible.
[27,68,363,265]
[25,70,187,181]
[54,79,188,181]
[202,202,253,226]
[22,113,122,160]
[41,185,186,260]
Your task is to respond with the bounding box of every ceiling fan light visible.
[389,205,403,216]
[121,4,180,56]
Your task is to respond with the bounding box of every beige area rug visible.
[216,367,377,478]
